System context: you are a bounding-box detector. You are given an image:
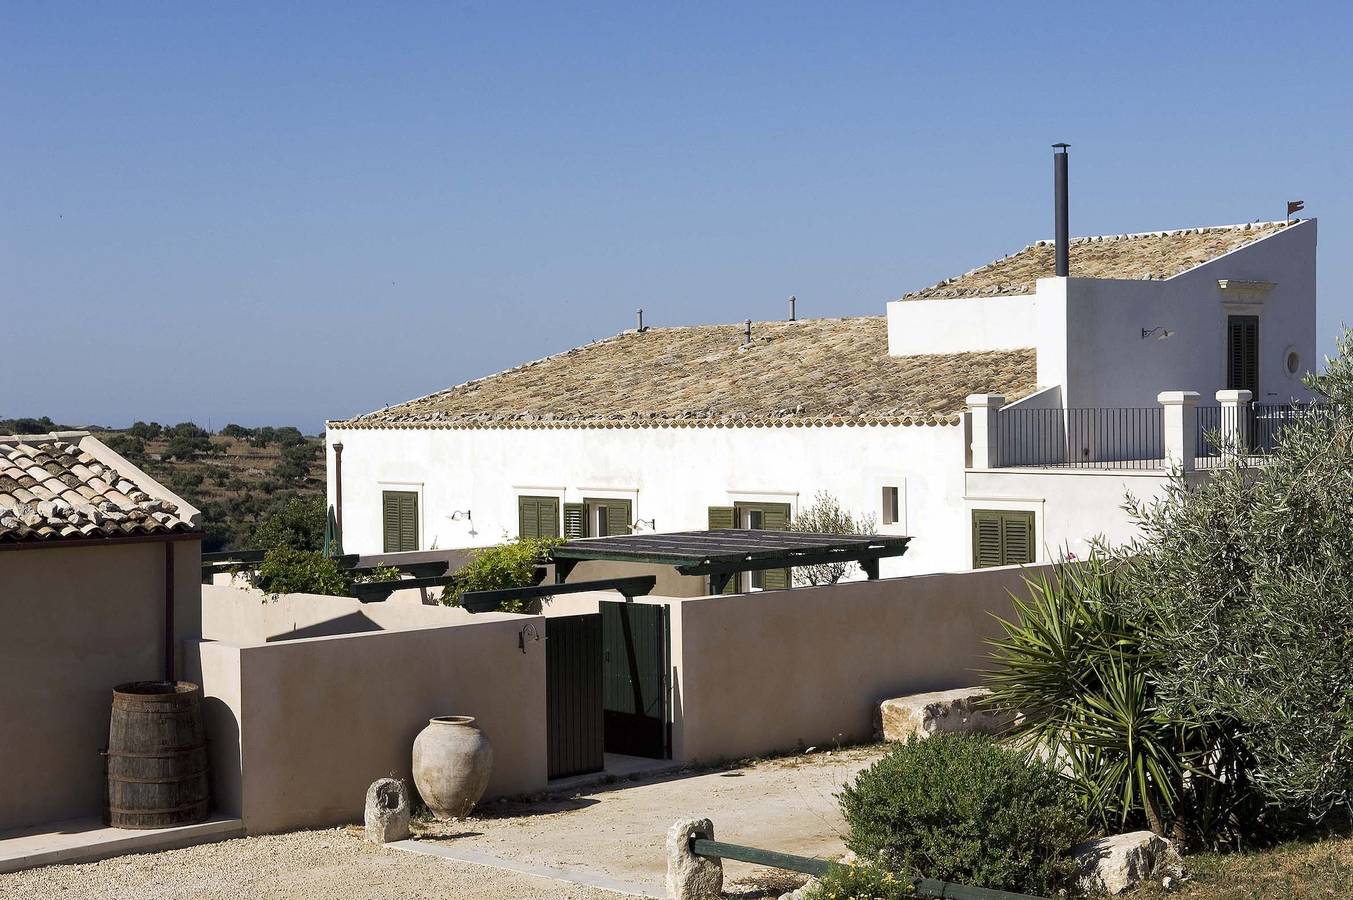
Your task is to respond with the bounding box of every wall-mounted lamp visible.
[518,622,541,653]
[446,509,477,537]
[1141,327,1176,341]
[632,518,656,531]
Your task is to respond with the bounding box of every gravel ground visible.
[0,828,629,900]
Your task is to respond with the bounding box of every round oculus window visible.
[1285,350,1301,376]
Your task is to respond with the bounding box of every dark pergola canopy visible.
[551,529,912,593]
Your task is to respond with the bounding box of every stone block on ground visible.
[364,777,411,844]
[1071,830,1183,895]
[874,686,1013,742]
[666,817,722,900]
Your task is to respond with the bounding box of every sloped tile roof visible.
[0,434,198,543]
[902,221,1293,300]
[334,316,1037,429]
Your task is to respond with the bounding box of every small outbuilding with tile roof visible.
[0,432,205,832]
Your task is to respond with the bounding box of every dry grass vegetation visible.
[1130,832,1353,899]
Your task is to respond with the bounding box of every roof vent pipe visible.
[788,295,796,321]
[636,308,647,332]
[744,319,753,344]
[1053,143,1070,277]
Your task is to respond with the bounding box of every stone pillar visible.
[666,817,722,900]
[1157,391,1200,472]
[1216,389,1253,454]
[364,777,411,844]
[966,394,1006,469]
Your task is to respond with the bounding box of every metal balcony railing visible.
[996,406,1164,470]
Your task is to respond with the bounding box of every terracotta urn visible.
[411,716,494,819]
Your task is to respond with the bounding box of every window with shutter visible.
[707,506,737,593]
[971,509,1035,568]
[1227,315,1259,395]
[583,498,633,538]
[737,502,792,591]
[518,496,560,540]
[381,490,418,552]
[563,503,585,539]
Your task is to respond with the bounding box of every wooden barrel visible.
[104,681,210,829]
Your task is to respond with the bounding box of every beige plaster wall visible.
[200,582,499,644]
[0,538,203,830]
[187,613,547,834]
[671,563,1049,763]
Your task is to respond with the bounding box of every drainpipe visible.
[332,441,345,543]
[164,541,175,682]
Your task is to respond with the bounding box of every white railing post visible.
[1215,389,1253,456]
[967,394,1006,469]
[1157,391,1200,472]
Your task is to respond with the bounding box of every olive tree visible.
[788,491,877,586]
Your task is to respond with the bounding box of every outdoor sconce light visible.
[518,622,541,653]
[1141,326,1176,341]
[447,509,476,537]
[632,518,656,531]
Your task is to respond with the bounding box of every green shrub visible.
[441,538,560,613]
[838,734,1085,895]
[255,547,352,597]
[803,860,914,900]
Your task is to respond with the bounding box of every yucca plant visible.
[983,559,1216,840]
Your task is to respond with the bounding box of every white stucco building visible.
[326,215,1317,579]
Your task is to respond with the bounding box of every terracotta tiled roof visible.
[333,317,1037,429]
[902,221,1293,301]
[0,433,199,543]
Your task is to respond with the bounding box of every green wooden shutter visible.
[1227,315,1259,395]
[382,491,418,552]
[707,506,735,530]
[972,510,1034,567]
[707,506,737,593]
[1001,511,1035,565]
[538,497,560,538]
[519,497,540,540]
[605,500,632,536]
[383,493,401,552]
[564,502,586,539]
[758,503,791,590]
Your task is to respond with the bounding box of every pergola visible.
[550,529,912,594]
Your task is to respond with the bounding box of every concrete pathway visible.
[414,744,887,896]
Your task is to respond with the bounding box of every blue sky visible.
[4,2,1350,432]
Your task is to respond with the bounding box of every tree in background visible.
[219,423,253,440]
[162,422,214,460]
[128,421,163,441]
[251,495,327,552]
[787,490,878,585]
[102,432,145,459]
[275,441,319,480]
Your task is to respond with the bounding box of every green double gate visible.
[546,601,671,780]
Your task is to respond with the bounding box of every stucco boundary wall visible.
[670,563,1051,763]
[186,602,547,835]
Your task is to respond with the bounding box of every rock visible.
[875,687,1014,742]
[666,817,722,900]
[363,777,411,844]
[1071,831,1183,895]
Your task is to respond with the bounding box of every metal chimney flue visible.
[789,295,796,321]
[1053,143,1070,277]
